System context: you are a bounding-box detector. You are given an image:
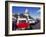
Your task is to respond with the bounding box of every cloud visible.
[37,9,40,14]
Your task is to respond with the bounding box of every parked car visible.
[28,19,35,25]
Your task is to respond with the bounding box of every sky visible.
[12,6,40,19]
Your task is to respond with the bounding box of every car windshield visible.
[29,20,33,21]
[19,20,26,23]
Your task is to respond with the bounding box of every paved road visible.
[31,22,40,29]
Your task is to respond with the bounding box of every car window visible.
[19,20,26,23]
